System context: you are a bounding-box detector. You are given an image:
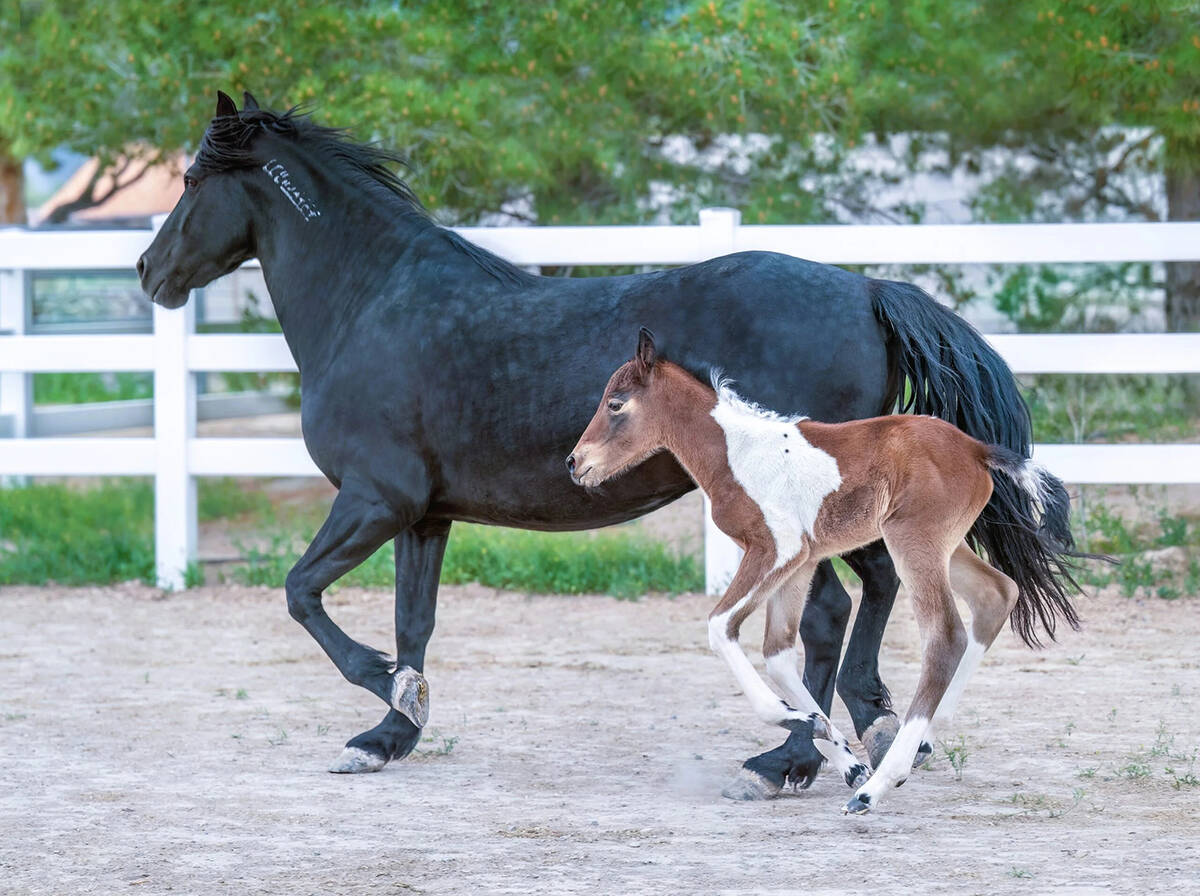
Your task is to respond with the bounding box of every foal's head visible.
[567,328,680,488]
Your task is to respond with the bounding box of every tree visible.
[0,0,868,226]
[851,0,1200,329]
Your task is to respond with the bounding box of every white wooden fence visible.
[2,209,1200,591]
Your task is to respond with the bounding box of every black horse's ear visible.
[634,327,658,378]
[242,91,260,111]
[216,90,238,117]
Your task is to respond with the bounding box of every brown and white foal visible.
[568,328,1075,814]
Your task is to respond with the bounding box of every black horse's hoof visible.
[860,714,901,769]
[913,740,934,769]
[328,746,388,774]
[721,767,783,801]
[843,793,873,815]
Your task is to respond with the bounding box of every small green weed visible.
[941,734,969,781]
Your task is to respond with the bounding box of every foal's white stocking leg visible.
[764,648,870,788]
[710,599,869,790]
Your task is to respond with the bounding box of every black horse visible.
[138,92,1037,798]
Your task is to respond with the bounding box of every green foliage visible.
[197,477,273,522]
[33,372,153,405]
[235,521,703,598]
[0,1,868,226]
[1022,373,1198,444]
[0,479,155,584]
[0,478,700,595]
[1073,497,1200,599]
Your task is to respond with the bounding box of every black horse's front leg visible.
[838,541,917,769]
[725,561,851,799]
[329,520,450,773]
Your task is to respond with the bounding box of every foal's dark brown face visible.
[567,328,664,488]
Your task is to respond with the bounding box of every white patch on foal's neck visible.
[709,374,841,568]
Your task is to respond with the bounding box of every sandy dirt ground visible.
[1,580,1198,895]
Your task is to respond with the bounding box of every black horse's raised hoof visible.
[328,746,388,774]
[860,713,901,770]
[391,666,430,729]
[721,767,783,801]
[843,793,873,815]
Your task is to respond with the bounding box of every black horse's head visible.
[137,91,268,309]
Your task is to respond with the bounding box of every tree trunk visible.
[0,144,24,225]
[1165,136,1200,333]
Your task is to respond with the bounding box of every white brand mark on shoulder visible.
[262,160,321,221]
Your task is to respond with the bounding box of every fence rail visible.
[3,210,1200,590]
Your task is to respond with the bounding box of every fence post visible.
[152,233,196,589]
[697,208,745,594]
[0,268,31,485]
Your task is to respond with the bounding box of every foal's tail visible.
[869,278,1081,646]
[981,445,1083,648]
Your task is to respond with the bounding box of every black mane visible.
[195,104,533,286]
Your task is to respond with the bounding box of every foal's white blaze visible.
[710,380,841,569]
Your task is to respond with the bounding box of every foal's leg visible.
[845,533,967,814]
[285,482,430,739]
[330,520,450,773]
[928,543,1019,732]
[762,564,870,789]
[731,561,850,798]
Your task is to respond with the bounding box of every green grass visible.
[0,479,155,585]
[1,478,702,596]
[234,522,701,597]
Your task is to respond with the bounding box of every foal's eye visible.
[607,399,625,413]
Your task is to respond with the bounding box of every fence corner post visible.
[153,277,197,591]
[697,208,745,594]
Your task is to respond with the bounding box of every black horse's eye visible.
[607,398,624,413]
[183,175,199,192]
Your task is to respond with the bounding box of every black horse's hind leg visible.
[331,521,450,773]
[726,561,851,800]
[838,541,927,769]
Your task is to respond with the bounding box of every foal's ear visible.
[215,90,238,118]
[242,91,261,111]
[634,326,659,378]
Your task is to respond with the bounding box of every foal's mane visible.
[708,369,806,424]
[195,104,533,286]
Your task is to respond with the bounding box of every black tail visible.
[870,278,1031,454]
[982,445,1083,647]
[870,279,1080,646]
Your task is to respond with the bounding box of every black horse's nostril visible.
[136,255,146,280]
[565,454,576,475]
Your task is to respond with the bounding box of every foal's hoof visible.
[860,714,901,770]
[722,767,783,801]
[391,667,430,729]
[842,793,873,815]
[913,740,934,769]
[328,746,388,774]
